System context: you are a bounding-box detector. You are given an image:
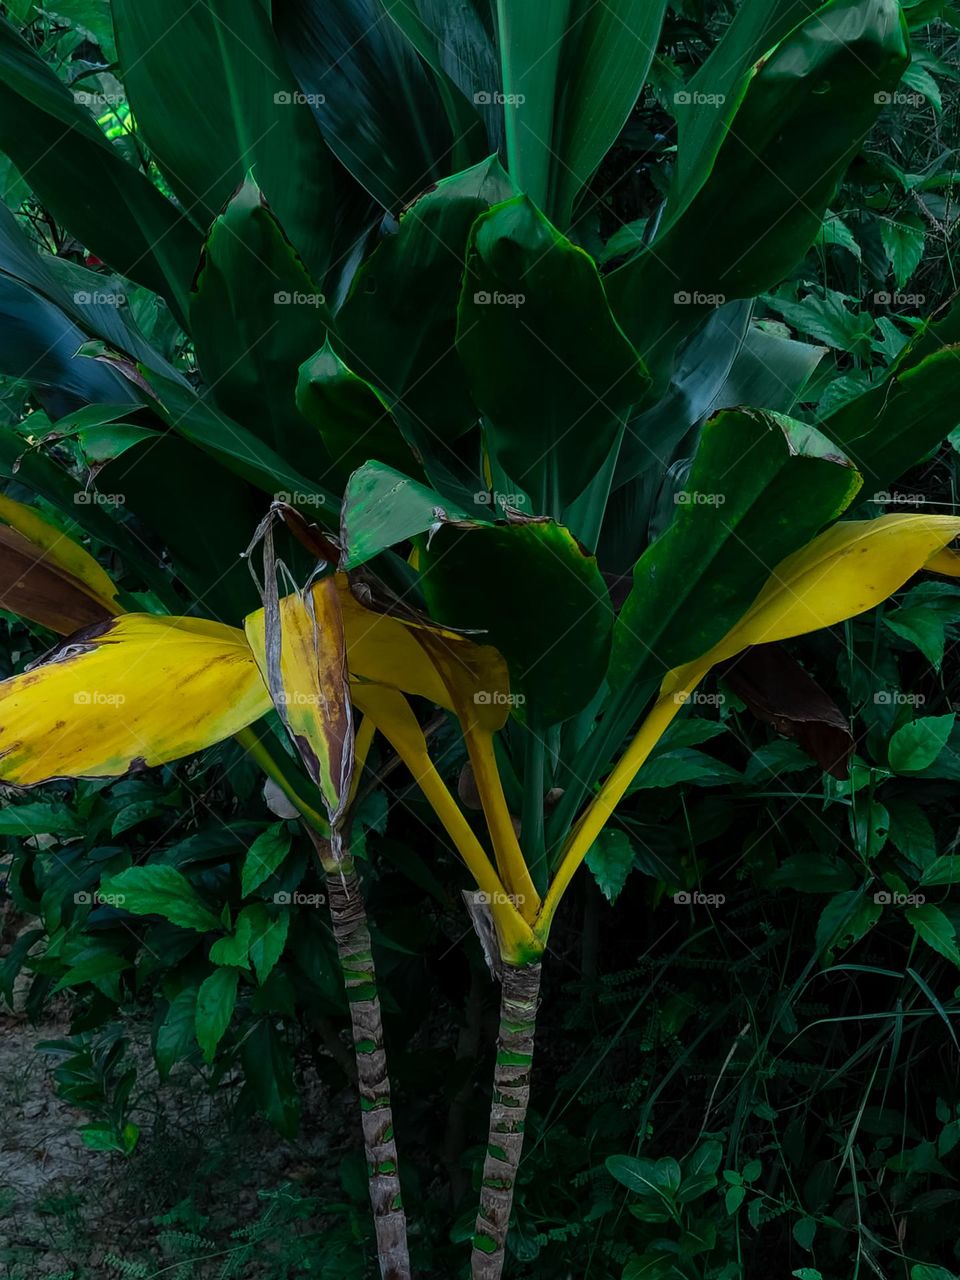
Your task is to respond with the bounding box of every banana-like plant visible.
[1,1,960,1277]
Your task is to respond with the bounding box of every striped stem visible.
[471,960,542,1279]
[315,836,411,1280]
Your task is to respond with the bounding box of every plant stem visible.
[471,960,542,1279]
[311,832,411,1280]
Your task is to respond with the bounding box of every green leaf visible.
[0,801,80,836]
[611,410,861,691]
[195,966,239,1063]
[296,341,416,485]
[907,905,960,967]
[818,210,862,260]
[887,798,938,870]
[629,749,741,792]
[763,291,875,356]
[888,714,956,773]
[921,857,960,886]
[190,175,330,473]
[337,157,517,459]
[766,852,856,894]
[341,461,472,571]
[608,0,908,383]
[209,914,254,969]
[607,1155,680,1205]
[885,606,948,669]
[793,1217,817,1250]
[585,830,635,905]
[101,866,220,934]
[493,0,669,224]
[154,986,199,1080]
[458,195,648,511]
[112,0,334,280]
[239,1018,300,1136]
[0,17,200,318]
[274,0,472,213]
[879,216,926,289]
[421,516,614,725]
[245,906,291,985]
[241,824,293,899]
[816,891,882,965]
[45,2,116,58]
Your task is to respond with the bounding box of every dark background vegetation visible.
[1,1,960,1277]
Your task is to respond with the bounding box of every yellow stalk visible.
[463,725,541,924]
[536,666,708,937]
[346,714,376,810]
[234,725,330,834]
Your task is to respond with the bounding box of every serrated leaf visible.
[907,904,960,967]
[888,714,956,773]
[241,824,293,899]
[101,866,220,933]
[880,217,926,289]
[195,966,239,1063]
[585,829,635,904]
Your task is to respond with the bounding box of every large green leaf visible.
[296,341,417,485]
[823,343,960,494]
[494,0,669,224]
[273,0,474,211]
[190,176,330,476]
[610,410,862,690]
[112,0,334,278]
[101,866,220,933]
[0,16,200,317]
[336,156,516,457]
[341,460,473,569]
[421,517,614,726]
[607,0,909,384]
[457,195,649,512]
[672,0,823,220]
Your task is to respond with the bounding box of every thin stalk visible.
[310,831,411,1280]
[471,960,542,1279]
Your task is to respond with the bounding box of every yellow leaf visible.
[244,578,353,822]
[0,614,270,785]
[0,494,121,634]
